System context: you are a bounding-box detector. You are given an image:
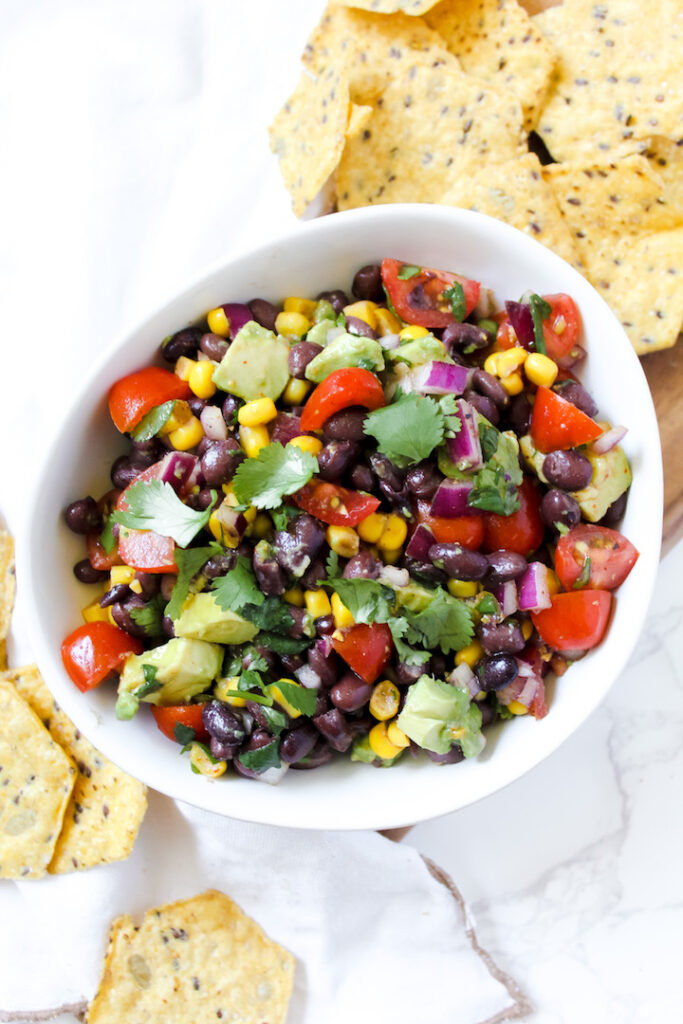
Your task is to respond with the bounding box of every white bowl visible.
[23,205,662,830]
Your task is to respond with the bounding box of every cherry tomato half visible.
[482,477,544,556]
[151,704,209,744]
[555,524,639,591]
[531,591,612,651]
[293,481,380,527]
[381,258,480,329]
[530,386,603,454]
[332,623,393,684]
[108,367,191,434]
[61,622,143,692]
[415,501,484,549]
[299,368,386,432]
[115,464,178,573]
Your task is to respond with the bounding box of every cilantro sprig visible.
[443,282,466,322]
[467,419,523,516]
[363,391,448,468]
[111,480,216,547]
[166,542,224,621]
[232,442,318,509]
[529,294,550,355]
[211,556,265,613]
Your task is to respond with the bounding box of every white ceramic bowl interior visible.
[24,205,662,830]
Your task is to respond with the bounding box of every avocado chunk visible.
[387,335,450,368]
[174,592,259,645]
[304,332,385,382]
[394,581,437,613]
[118,638,223,707]
[212,321,289,401]
[397,674,484,757]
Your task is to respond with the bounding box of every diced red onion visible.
[270,412,302,445]
[379,333,401,350]
[492,581,518,617]
[431,478,474,518]
[592,425,627,454]
[447,400,483,471]
[405,524,436,561]
[474,287,496,319]
[315,635,335,658]
[200,405,228,441]
[210,502,247,546]
[326,325,346,343]
[448,662,478,699]
[517,645,544,677]
[257,764,290,785]
[505,301,534,350]
[157,452,200,494]
[296,664,322,690]
[517,562,551,612]
[221,303,252,340]
[403,360,472,396]
[556,344,586,369]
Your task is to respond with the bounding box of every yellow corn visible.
[251,512,272,540]
[377,514,407,551]
[381,547,402,565]
[484,353,502,377]
[357,512,388,544]
[269,679,304,718]
[159,399,192,434]
[283,587,305,607]
[496,347,528,377]
[81,599,111,624]
[288,435,323,457]
[386,719,410,749]
[525,352,558,388]
[208,500,243,547]
[521,618,533,641]
[190,742,227,778]
[239,424,270,458]
[304,589,332,618]
[331,592,355,629]
[169,415,204,451]
[546,568,562,596]
[238,397,277,427]
[326,525,359,559]
[174,356,196,382]
[507,700,529,716]
[500,371,524,396]
[206,307,230,336]
[214,677,245,707]
[447,579,480,599]
[282,378,311,405]
[368,721,402,760]
[222,483,257,524]
[129,579,142,595]
[342,300,378,329]
[455,640,484,669]
[275,311,310,339]
[374,307,402,336]
[188,360,217,400]
[284,297,317,319]
[399,324,429,341]
[369,680,400,721]
[110,565,135,587]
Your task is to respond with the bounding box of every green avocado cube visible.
[212,321,289,401]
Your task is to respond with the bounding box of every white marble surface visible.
[1,1,680,1021]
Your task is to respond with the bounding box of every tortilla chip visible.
[425,0,556,131]
[303,3,458,103]
[269,67,351,217]
[337,61,526,208]
[86,890,295,1024]
[641,136,683,216]
[346,102,374,140]
[336,0,443,12]
[534,0,683,162]
[2,664,147,873]
[0,679,76,878]
[0,528,15,650]
[442,152,582,267]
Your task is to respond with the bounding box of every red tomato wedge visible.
[381,258,480,328]
[151,704,209,744]
[332,623,393,684]
[554,524,639,591]
[495,295,582,366]
[61,622,143,692]
[86,531,123,570]
[415,501,484,549]
[300,368,386,432]
[531,591,612,651]
[116,464,177,573]
[108,367,191,434]
[482,477,544,556]
[293,481,380,526]
[530,386,603,453]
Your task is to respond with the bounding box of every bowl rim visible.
[21,203,663,830]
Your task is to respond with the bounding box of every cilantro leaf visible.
[397,264,421,280]
[232,442,318,510]
[259,706,288,737]
[573,556,592,588]
[130,400,175,442]
[240,597,294,635]
[238,739,280,773]
[112,480,215,547]
[529,293,551,355]
[439,395,461,438]
[478,420,499,462]
[256,631,310,655]
[388,618,431,667]
[166,543,223,621]
[133,663,162,698]
[100,517,115,555]
[555,522,570,537]
[270,505,299,532]
[211,556,265,613]
[364,391,446,468]
[468,422,523,516]
[174,723,196,746]
[404,589,474,654]
[323,578,394,625]
[443,282,466,322]
[270,680,318,716]
[130,596,166,638]
[325,550,340,580]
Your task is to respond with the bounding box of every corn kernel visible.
[129,579,143,595]
[484,353,502,377]
[399,324,429,341]
[342,300,377,329]
[304,589,332,618]
[81,599,110,624]
[447,579,480,598]
[374,307,402,336]
[268,679,304,718]
[326,524,359,559]
[525,352,558,388]
[553,314,567,335]
[496,347,528,377]
[237,397,277,427]
[275,311,310,339]
[190,741,227,778]
[546,568,562,596]
[110,565,135,587]
[368,721,402,760]
[160,399,192,434]
[251,512,272,540]
[174,356,196,382]
[381,546,402,565]
[455,640,484,669]
[209,500,243,547]
[214,677,245,707]
[239,424,269,458]
[188,360,217,400]
[369,680,400,721]
[386,719,410,749]
[282,378,311,405]
[288,435,323,457]
[331,592,355,629]
[521,618,533,641]
[283,587,305,607]
[507,700,529,716]
[357,512,388,544]
[500,371,524,396]
[169,415,204,451]
[207,307,230,337]
[284,297,317,319]
[377,514,407,551]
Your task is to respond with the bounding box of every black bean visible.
[540,489,581,532]
[247,298,278,332]
[130,437,165,468]
[202,700,246,745]
[349,463,375,492]
[188,397,206,418]
[253,543,285,596]
[203,551,238,579]
[543,449,593,491]
[316,289,349,314]
[330,671,372,711]
[343,550,381,579]
[64,497,102,534]
[471,368,510,410]
[403,558,448,587]
[442,322,491,353]
[481,654,518,691]
[280,723,319,764]
[290,738,333,770]
[280,653,305,675]
[599,489,629,525]
[425,745,465,765]
[317,440,360,482]
[161,326,202,362]
[507,393,531,436]
[314,690,330,717]
[368,452,404,492]
[345,315,376,339]
[313,707,353,752]
[221,394,241,427]
[430,652,447,678]
[199,332,229,361]
[110,596,148,638]
[352,264,383,302]
[99,584,131,608]
[209,737,239,760]
[555,380,598,417]
[160,574,177,601]
[323,407,368,442]
[479,700,496,728]
[192,488,217,512]
[307,647,338,688]
[477,620,525,655]
[73,559,108,584]
[301,558,326,589]
[200,438,244,486]
[464,389,500,426]
[485,549,529,585]
[288,341,323,378]
[162,615,175,637]
[287,606,309,640]
[395,661,424,686]
[429,543,488,581]
[314,615,335,637]
[405,461,443,499]
[233,730,277,778]
[110,456,140,490]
